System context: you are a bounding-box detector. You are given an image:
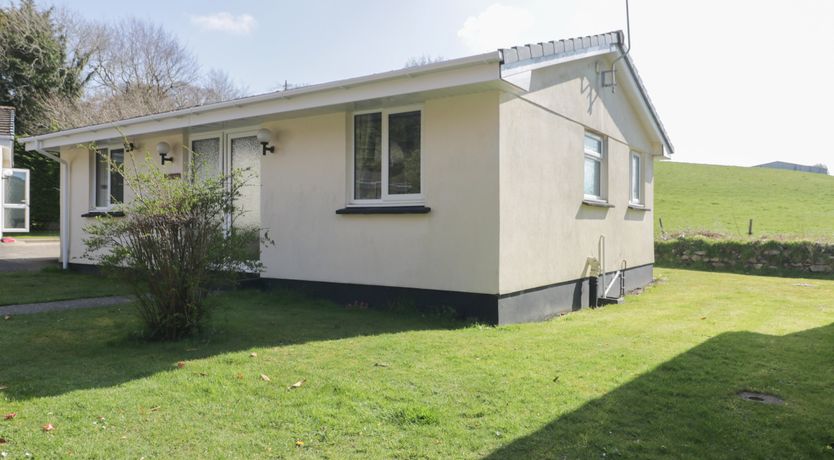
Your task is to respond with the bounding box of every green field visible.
[655,162,834,240]
[1,269,833,458]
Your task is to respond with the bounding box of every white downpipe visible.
[35,148,69,270]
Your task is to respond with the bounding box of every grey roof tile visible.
[497,30,672,153]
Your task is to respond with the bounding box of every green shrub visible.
[84,152,269,340]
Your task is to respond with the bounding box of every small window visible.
[352,108,422,204]
[583,132,605,200]
[92,147,124,209]
[630,151,643,204]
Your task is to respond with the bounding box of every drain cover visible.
[738,391,784,405]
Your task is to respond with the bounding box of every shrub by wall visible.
[655,238,834,276]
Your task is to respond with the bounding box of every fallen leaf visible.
[97,416,105,421]
[250,352,257,358]
[374,362,389,368]
[3,315,10,321]
[295,440,304,447]
[150,406,160,412]
[199,372,208,377]
[700,317,706,320]
[260,374,271,382]
[3,413,15,420]
[177,361,186,369]
[0,438,6,444]
[235,373,244,380]
[42,423,54,432]
[288,379,305,390]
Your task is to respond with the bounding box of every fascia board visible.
[24,52,501,150]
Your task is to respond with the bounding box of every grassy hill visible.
[654,162,834,241]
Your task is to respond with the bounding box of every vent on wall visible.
[0,106,14,137]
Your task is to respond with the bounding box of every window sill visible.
[582,199,614,208]
[81,210,125,218]
[628,203,651,211]
[336,206,431,215]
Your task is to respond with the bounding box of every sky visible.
[41,0,834,170]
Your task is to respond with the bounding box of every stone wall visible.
[655,238,834,275]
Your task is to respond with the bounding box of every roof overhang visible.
[497,32,673,156]
[22,52,502,151]
[21,30,672,156]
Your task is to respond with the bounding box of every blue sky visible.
[42,0,834,169]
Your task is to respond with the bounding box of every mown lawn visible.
[655,161,834,240]
[0,269,128,306]
[1,269,832,458]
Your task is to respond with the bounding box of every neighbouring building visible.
[755,161,828,175]
[1,106,31,238]
[20,31,673,324]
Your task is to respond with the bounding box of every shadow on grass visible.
[0,288,463,401]
[483,322,834,458]
[655,261,834,281]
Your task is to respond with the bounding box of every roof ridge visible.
[499,31,623,65]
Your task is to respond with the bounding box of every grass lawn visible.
[1,268,833,458]
[655,161,834,240]
[10,231,60,240]
[0,269,128,306]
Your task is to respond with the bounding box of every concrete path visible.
[0,240,60,272]
[0,295,133,316]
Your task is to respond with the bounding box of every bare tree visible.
[404,55,445,68]
[44,16,246,130]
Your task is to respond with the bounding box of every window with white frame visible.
[352,108,422,204]
[630,151,643,204]
[91,147,124,209]
[583,132,605,200]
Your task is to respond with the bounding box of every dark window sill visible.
[81,211,125,218]
[336,206,431,215]
[582,200,614,208]
[628,204,651,211]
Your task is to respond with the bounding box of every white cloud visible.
[191,12,256,35]
[457,4,536,52]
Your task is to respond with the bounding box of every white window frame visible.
[89,145,124,211]
[629,151,644,205]
[349,105,424,206]
[583,131,607,201]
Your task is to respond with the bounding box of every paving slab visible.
[0,296,133,316]
[0,240,60,272]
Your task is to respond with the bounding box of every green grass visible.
[10,231,59,240]
[0,269,128,306]
[655,161,834,240]
[1,269,833,458]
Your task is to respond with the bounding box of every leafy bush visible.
[84,153,269,340]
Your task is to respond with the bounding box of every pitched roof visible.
[22,30,672,154]
[499,31,673,154]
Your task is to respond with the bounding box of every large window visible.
[630,151,643,204]
[583,132,605,200]
[352,108,422,204]
[92,147,124,209]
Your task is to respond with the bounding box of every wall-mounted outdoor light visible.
[156,141,174,165]
[256,128,275,155]
[124,142,135,152]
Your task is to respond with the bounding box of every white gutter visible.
[19,51,502,149]
[35,148,69,270]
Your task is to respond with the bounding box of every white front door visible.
[2,168,29,233]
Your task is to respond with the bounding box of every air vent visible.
[0,106,14,137]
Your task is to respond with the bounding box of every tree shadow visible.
[483,322,834,458]
[0,288,463,401]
